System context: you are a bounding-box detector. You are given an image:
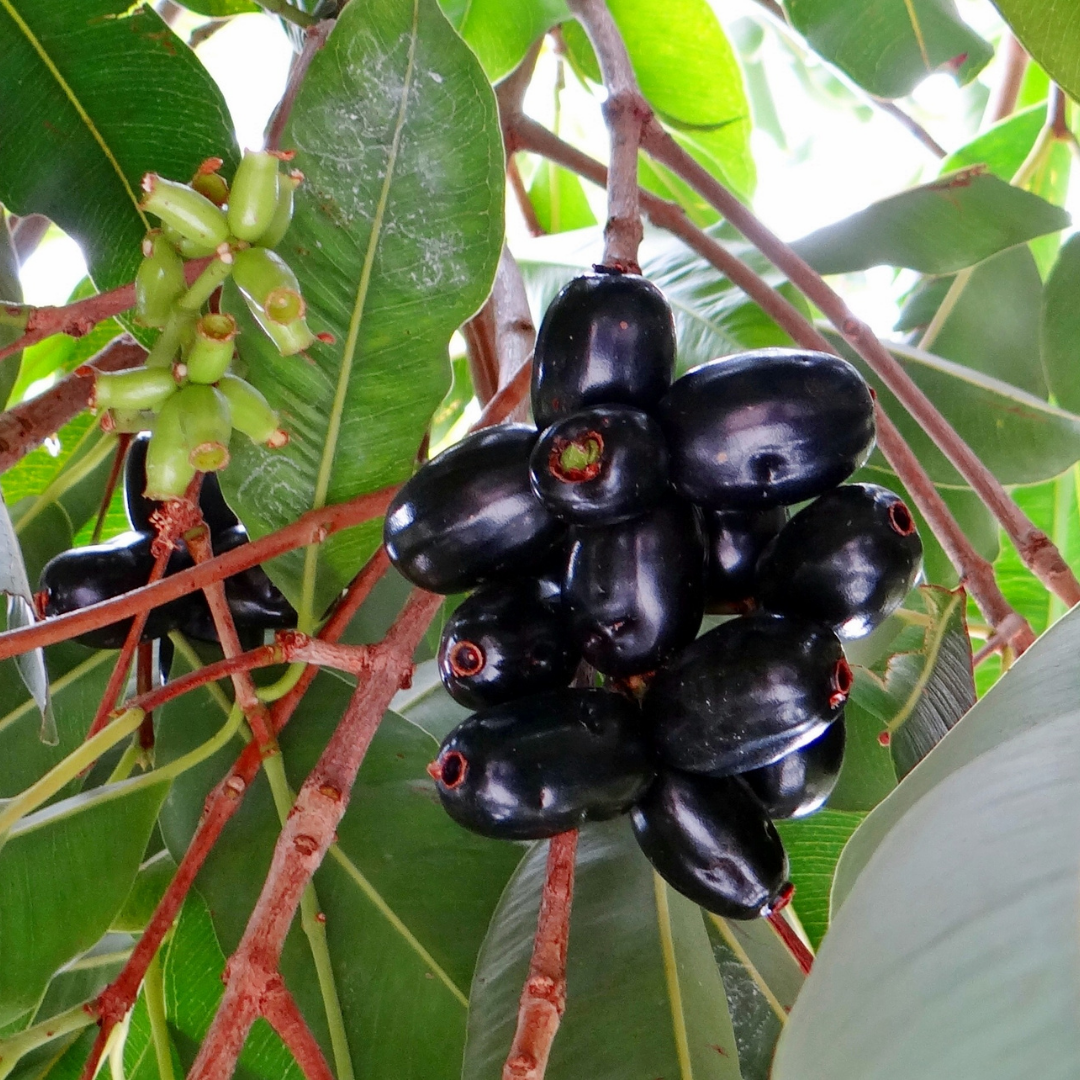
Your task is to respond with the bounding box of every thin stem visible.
[143,953,176,1080]
[507,158,546,237]
[255,0,315,27]
[261,986,337,1080]
[10,214,51,265]
[502,830,578,1080]
[564,0,645,269]
[870,97,947,158]
[986,33,1027,124]
[0,1003,98,1080]
[767,910,814,976]
[91,434,132,545]
[916,265,973,352]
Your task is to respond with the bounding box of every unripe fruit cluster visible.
[37,434,297,666]
[385,270,922,921]
[92,152,315,501]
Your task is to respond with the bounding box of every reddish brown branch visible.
[504,117,1033,649]
[461,299,501,405]
[507,158,546,238]
[870,98,947,158]
[10,214,51,265]
[137,640,155,749]
[186,589,442,1080]
[636,119,1080,607]
[0,335,146,473]
[564,0,647,270]
[262,984,336,1080]
[767,910,814,975]
[503,830,578,1080]
[266,20,334,152]
[987,34,1027,124]
[0,259,211,365]
[0,484,398,660]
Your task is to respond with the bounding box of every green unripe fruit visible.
[93,367,177,412]
[186,314,237,385]
[191,157,229,207]
[162,223,218,259]
[232,247,315,356]
[146,399,196,501]
[140,173,230,250]
[135,232,186,328]
[217,374,287,446]
[228,150,280,243]
[103,408,156,434]
[174,384,233,472]
[146,311,197,369]
[176,256,234,314]
[257,170,302,249]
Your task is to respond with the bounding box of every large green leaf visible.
[0,219,22,409]
[783,0,992,98]
[437,0,568,81]
[773,655,1080,1078]
[1041,232,1080,412]
[463,819,743,1080]
[0,0,237,292]
[941,104,1045,181]
[831,601,1080,913]
[527,162,597,234]
[155,659,521,1080]
[220,0,504,617]
[793,171,1069,275]
[0,775,170,1025]
[563,0,755,199]
[992,0,1080,104]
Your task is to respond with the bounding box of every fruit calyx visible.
[549,432,604,483]
[448,640,486,678]
[888,499,916,536]
[428,750,468,789]
[829,657,853,708]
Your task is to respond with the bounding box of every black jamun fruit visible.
[703,506,788,611]
[657,348,875,509]
[531,272,677,428]
[429,689,654,840]
[741,719,846,819]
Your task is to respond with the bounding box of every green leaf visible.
[155,660,521,1080]
[774,811,866,951]
[940,103,1045,180]
[173,0,258,15]
[112,850,177,933]
[0,775,170,1025]
[783,0,992,98]
[563,0,755,199]
[437,0,568,81]
[832,601,1080,914]
[0,0,237,292]
[992,0,1080,104]
[464,819,743,1080]
[773,645,1080,1079]
[0,218,22,409]
[793,170,1070,275]
[220,0,505,617]
[527,162,597,234]
[1041,232,1080,412]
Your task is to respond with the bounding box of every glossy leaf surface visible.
[221,0,504,616]
[438,0,568,80]
[993,0,1080,103]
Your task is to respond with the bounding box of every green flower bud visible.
[217,374,287,446]
[135,232,186,328]
[191,157,229,207]
[257,169,302,249]
[232,248,316,356]
[228,150,281,243]
[186,313,237,385]
[93,367,178,412]
[174,384,233,472]
[146,396,196,501]
[140,173,230,250]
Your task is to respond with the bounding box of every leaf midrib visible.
[0,0,148,228]
[654,872,695,1080]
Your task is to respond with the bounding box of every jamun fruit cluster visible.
[384,270,922,921]
[36,433,296,662]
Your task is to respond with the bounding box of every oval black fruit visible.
[631,769,789,919]
[658,349,875,509]
[125,432,239,536]
[531,273,677,428]
[383,425,563,594]
[703,506,788,611]
[564,497,705,677]
[756,484,922,638]
[529,404,670,526]
[742,719,846,819]
[38,531,199,648]
[437,578,578,709]
[214,525,297,629]
[430,689,654,840]
[645,613,850,776]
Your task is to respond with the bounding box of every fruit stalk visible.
[502,830,579,1080]
[261,985,336,1080]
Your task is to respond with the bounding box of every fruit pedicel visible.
[387,267,923,921]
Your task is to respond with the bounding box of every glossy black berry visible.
[644,613,850,776]
[531,273,677,428]
[658,349,875,509]
[38,531,200,649]
[756,484,923,638]
[564,497,705,677]
[125,432,238,536]
[742,719,846,819]
[530,404,670,526]
[214,525,297,629]
[383,425,563,594]
[703,506,788,611]
[438,578,578,709]
[631,769,789,919]
[430,689,654,840]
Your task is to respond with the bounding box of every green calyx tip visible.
[559,436,603,474]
